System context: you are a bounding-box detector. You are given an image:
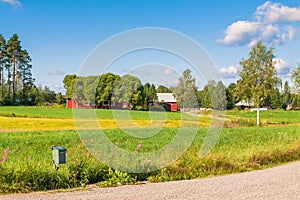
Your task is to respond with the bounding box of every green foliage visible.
[112,74,142,108]
[142,83,157,110]
[211,81,226,110]
[173,69,199,111]
[227,83,239,109]
[95,72,120,106]
[237,42,279,125]
[238,42,278,107]
[292,93,300,109]
[269,88,282,109]
[198,80,227,110]
[156,85,172,93]
[36,85,57,104]
[0,34,35,105]
[199,82,212,108]
[97,168,135,187]
[64,73,159,110]
[291,65,300,93]
[282,81,291,104]
[63,74,77,99]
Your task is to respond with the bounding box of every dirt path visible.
[1,161,299,200]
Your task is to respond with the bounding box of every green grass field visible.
[0,107,299,193]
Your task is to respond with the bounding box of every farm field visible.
[0,107,300,194]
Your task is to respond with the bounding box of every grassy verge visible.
[0,126,299,193]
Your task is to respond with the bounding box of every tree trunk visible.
[256,107,260,126]
[12,55,16,103]
[0,63,2,101]
[7,74,10,98]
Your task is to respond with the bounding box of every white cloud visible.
[218,66,239,78]
[164,67,174,75]
[273,58,291,76]
[255,1,300,23]
[48,70,65,76]
[0,0,21,7]
[217,21,260,46]
[218,1,300,47]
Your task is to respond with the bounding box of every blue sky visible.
[1,0,300,92]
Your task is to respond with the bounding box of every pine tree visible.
[18,50,34,101]
[0,34,6,101]
[6,34,22,103]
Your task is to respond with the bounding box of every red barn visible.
[156,93,177,112]
[66,99,95,109]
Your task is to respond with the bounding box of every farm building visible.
[235,100,254,108]
[66,99,95,109]
[156,93,178,112]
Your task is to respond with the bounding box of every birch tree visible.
[237,42,279,126]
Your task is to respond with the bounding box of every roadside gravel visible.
[1,161,299,200]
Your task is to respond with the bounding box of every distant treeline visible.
[63,69,299,111]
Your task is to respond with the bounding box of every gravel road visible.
[1,161,299,200]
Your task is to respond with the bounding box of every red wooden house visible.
[66,99,95,109]
[156,93,177,112]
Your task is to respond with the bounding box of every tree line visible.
[63,42,300,117]
[63,73,158,110]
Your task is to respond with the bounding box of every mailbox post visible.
[52,146,67,170]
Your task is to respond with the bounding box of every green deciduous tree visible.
[282,81,291,104]
[212,81,226,110]
[111,74,142,110]
[291,65,300,93]
[156,85,172,93]
[199,80,215,108]
[142,82,156,110]
[55,92,63,104]
[237,42,279,126]
[173,69,198,112]
[226,83,238,109]
[291,93,300,109]
[63,74,77,99]
[96,72,120,107]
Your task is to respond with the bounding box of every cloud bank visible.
[218,1,300,47]
[0,0,21,7]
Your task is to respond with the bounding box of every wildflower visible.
[1,147,9,164]
[28,157,32,161]
[135,143,142,151]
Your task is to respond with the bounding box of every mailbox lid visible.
[52,146,67,152]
